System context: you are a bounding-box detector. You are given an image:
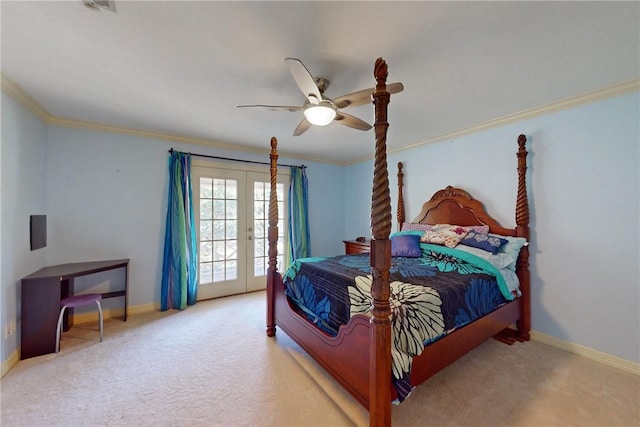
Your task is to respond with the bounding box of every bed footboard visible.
[270,268,374,406]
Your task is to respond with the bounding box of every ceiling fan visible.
[237,58,404,136]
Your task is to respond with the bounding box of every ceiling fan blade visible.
[293,118,312,136]
[334,112,372,131]
[333,82,405,109]
[388,82,405,95]
[237,104,302,112]
[285,58,322,102]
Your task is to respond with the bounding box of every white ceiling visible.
[1,1,638,163]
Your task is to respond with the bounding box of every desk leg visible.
[21,277,61,359]
[124,264,129,321]
[60,278,74,331]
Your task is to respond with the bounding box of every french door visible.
[192,162,287,300]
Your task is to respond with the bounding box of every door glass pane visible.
[254,182,264,200]
[254,220,265,238]
[213,241,225,261]
[200,262,212,284]
[254,256,265,277]
[200,220,212,241]
[199,177,239,284]
[226,240,237,260]
[226,180,237,199]
[213,200,225,218]
[226,200,237,219]
[200,178,212,198]
[252,182,285,277]
[213,179,225,198]
[200,199,212,220]
[254,200,264,219]
[226,260,237,281]
[213,261,224,282]
[213,220,225,240]
[200,241,212,262]
[255,238,265,257]
[225,220,237,239]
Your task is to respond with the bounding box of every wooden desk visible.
[20,259,129,359]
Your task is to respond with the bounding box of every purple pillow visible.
[391,234,422,257]
[460,230,508,255]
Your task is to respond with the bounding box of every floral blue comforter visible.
[282,243,514,402]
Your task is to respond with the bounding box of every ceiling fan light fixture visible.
[303,101,336,126]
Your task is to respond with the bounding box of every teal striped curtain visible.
[161,152,198,310]
[287,166,310,265]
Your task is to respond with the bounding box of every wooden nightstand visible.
[343,239,371,254]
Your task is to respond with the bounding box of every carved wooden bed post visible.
[515,134,531,340]
[369,58,393,427]
[264,60,528,427]
[397,162,405,232]
[266,136,279,337]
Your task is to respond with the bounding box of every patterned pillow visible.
[391,234,422,257]
[435,223,490,234]
[401,223,433,232]
[460,230,508,254]
[420,225,470,248]
[403,222,489,234]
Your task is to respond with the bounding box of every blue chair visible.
[55,293,103,352]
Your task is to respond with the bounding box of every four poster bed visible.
[266,58,530,427]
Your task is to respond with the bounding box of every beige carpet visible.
[1,291,638,427]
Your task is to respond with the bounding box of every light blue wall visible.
[1,94,48,361]
[305,161,345,256]
[344,92,640,364]
[2,89,638,368]
[43,127,344,307]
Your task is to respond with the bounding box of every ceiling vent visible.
[82,0,116,13]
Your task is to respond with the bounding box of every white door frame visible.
[192,159,289,299]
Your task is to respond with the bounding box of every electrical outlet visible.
[4,320,16,338]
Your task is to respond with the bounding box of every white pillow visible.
[491,234,528,262]
[498,268,521,295]
[455,244,516,270]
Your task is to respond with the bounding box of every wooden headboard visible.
[411,186,516,237]
[397,134,529,242]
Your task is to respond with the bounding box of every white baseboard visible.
[1,349,20,378]
[1,302,160,378]
[72,301,159,324]
[531,330,640,376]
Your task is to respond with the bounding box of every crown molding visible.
[1,75,51,121]
[1,74,337,166]
[0,74,335,164]
[346,78,640,165]
[3,73,637,167]
[48,115,338,165]
[49,114,264,152]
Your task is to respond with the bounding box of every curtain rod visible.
[168,148,305,169]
